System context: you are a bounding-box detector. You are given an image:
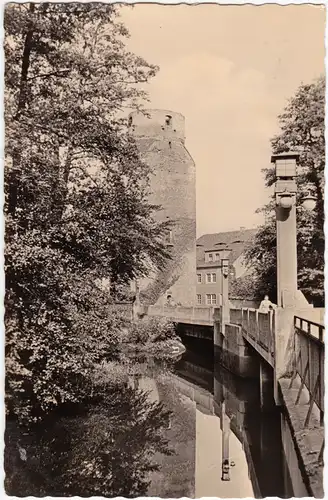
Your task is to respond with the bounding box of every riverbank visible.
[115,315,186,359]
[4,314,187,496]
[120,339,186,358]
[279,377,324,498]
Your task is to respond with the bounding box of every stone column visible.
[214,319,220,347]
[272,153,312,404]
[272,152,299,308]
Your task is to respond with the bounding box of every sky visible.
[119,4,325,237]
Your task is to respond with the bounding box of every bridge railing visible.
[230,307,243,325]
[147,304,216,323]
[231,307,275,357]
[290,316,324,432]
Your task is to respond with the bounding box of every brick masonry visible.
[129,109,196,306]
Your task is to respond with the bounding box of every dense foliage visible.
[4,3,177,496]
[5,2,172,424]
[244,76,325,305]
[5,382,173,497]
[128,317,178,344]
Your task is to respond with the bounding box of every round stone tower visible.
[129,109,196,306]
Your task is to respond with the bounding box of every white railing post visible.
[255,310,259,341]
[247,308,250,336]
[269,310,273,357]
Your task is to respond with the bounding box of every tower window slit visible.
[165,115,172,127]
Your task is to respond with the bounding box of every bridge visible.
[173,353,298,498]
[136,152,325,497]
[142,302,324,497]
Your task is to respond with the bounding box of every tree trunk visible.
[8,3,35,218]
[17,3,35,114]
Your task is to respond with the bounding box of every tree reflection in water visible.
[5,381,173,497]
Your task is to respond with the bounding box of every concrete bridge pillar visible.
[273,153,298,308]
[215,323,259,378]
[214,320,220,347]
[272,153,311,310]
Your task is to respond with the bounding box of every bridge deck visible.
[146,304,324,373]
[147,304,275,363]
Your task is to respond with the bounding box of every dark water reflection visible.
[125,339,295,498]
[172,341,293,498]
[6,340,297,498]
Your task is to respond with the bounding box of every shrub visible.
[128,317,178,345]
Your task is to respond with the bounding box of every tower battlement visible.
[128,109,185,144]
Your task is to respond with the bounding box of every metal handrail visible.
[294,315,324,343]
[290,316,325,429]
[294,315,325,332]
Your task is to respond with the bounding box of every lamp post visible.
[272,152,299,307]
[215,246,232,335]
[302,194,317,212]
[272,152,317,307]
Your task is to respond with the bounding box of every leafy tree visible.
[5,384,173,497]
[229,273,259,301]
[244,76,325,305]
[4,3,171,425]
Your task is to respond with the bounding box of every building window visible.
[197,273,202,283]
[206,273,216,283]
[165,229,173,245]
[197,294,202,305]
[206,294,217,305]
[208,253,213,262]
[215,253,220,261]
[165,114,172,127]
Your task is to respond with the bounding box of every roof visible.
[196,228,257,266]
[197,262,222,270]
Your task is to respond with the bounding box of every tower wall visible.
[129,109,185,143]
[129,109,196,306]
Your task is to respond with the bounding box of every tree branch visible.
[27,69,70,81]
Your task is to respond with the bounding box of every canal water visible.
[132,338,296,499]
[6,338,303,497]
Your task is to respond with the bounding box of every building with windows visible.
[196,228,257,306]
